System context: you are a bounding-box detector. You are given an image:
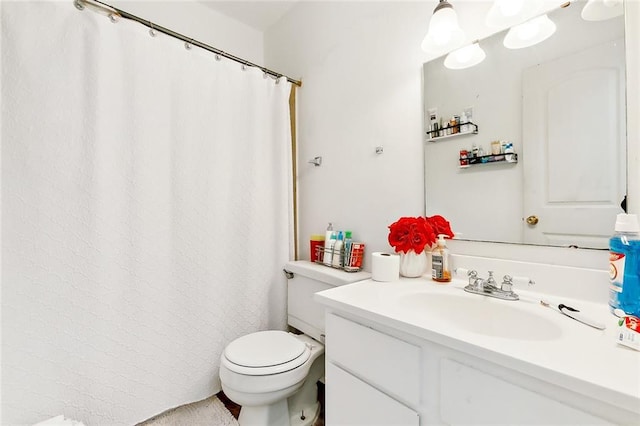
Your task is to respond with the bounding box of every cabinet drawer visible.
[326,362,419,426]
[326,313,421,406]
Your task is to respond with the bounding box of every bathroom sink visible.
[397,292,563,341]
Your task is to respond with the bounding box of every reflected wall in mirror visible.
[423,0,626,249]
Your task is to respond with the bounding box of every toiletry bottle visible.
[460,112,468,133]
[323,223,335,265]
[343,231,353,267]
[505,142,515,162]
[332,231,345,267]
[310,234,325,263]
[609,214,640,317]
[431,234,451,283]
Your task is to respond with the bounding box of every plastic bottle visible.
[323,223,335,265]
[460,112,468,133]
[609,214,640,317]
[332,231,345,267]
[309,234,325,263]
[431,234,451,283]
[343,231,353,268]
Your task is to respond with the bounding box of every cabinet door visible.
[326,313,421,406]
[326,362,419,426]
[440,359,613,425]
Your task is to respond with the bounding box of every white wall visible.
[266,2,432,268]
[264,0,637,272]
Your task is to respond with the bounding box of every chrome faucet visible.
[461,270,534,301]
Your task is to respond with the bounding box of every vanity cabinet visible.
[325,313,419,425]
[324,311,631,425]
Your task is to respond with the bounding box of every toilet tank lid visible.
[284,260,371,287]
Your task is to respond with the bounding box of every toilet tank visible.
[285,260,370,343]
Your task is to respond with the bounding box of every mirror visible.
[423,1,626,249]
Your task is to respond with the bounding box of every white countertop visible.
[314,276,640,415]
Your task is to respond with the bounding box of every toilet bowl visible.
[218,260,370,426]
[220,331,324,426]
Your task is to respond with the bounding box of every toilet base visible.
[235,355,325,426]
[238,398,289,426]
[289,401,320,426]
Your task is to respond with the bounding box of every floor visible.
[137,395,239,425]
[138,382,325,425]
[218,381,325,426]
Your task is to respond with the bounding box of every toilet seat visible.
[222,331,311,376]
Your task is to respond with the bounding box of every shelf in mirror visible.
[427,121,478,142]
[459,153,517,168]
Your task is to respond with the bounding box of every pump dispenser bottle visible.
[431,234,451,283]
[323,223,335,266]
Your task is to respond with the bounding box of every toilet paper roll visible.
[371,252,400,282]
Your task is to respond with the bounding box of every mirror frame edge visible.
[625,0,639,217]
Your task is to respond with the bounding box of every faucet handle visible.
[501,275,514,292]
[501,275,534,292]
[486,271,497,286]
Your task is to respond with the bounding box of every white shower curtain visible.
[1,2,293,425]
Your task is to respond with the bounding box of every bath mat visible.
[137,395,239,426]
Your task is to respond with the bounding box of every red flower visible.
[426,215,455,239]
[387,215,454,254]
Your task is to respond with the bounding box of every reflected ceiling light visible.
[503,14,556,49]
[421,0,465,55]
[444,42,486,69]
[485,0,541,29]
[581,0,623,21]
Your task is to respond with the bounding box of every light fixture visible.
[421,0,465,55]
[581,0,623,21]
[485,0,541,29]
[444,42,486,69]
[503,14,556,49]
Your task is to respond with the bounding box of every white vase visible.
[398,250,428,278]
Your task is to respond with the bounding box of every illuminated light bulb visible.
[421,0,465,55]
[444,42,486,70]
[503,14,556,49]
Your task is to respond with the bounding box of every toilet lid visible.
[224,331,309,373]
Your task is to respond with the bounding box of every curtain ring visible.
[215,54,221,61]
[108,13,119,23]
[184,39,193,50]
[74,0,85,11]
[149,23,157,37]
[241,64,247,71]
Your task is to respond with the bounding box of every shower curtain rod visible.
[73,0,302,87]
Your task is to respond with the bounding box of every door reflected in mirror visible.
[423,0,626,249]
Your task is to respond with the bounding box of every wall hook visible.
[308,156,322,167]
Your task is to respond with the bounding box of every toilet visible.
[219,260,370,426]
